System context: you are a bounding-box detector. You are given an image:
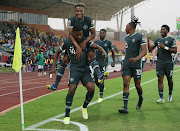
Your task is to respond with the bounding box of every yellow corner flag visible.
[12,27,22,72]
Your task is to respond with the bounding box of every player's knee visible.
[123,81,129,88]
[167,78,173,85]
[135,83,141,89]
[158,77,163,83]
[88,84,95,93]
[68,88,76,96]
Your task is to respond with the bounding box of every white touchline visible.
[25,68,180,131]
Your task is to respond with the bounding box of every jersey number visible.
[169,70,173,77]
[136,69,141,76]
[69,46,76,55]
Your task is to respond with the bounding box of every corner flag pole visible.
[19,69,24,130]
[12,27,24,130]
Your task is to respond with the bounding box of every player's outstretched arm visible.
[50,48,62,75]
[147,36,155,52]
[111,49,115,67]
[91,43,108,60]
[80,28,96,50]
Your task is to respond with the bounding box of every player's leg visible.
[165,63,174,102]
[63,69,81,124]
[46,54,69,91]
[81,70,95,119]
[118,67,132,113]
[95,76,104,103]
[133,67,143,109]
[96,64,107,102]
[87,48,109,83]
[38,65,42,76]
[157,75,165,103]
[156,62,166,103]
[63,84,77,124]
[167,77,173,102]
[134,79,143,110]
[54,55,69,87]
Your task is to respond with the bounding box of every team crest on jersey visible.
[165,40,168,45]
[104,43,107,47]
[132,38,135,43]
[83,25,88,30]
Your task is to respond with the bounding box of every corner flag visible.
[12,27,25,130]
[12,27,22,72]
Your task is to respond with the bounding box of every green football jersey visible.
[124,32,146,66]
[60,37,93,71]
[37,53,44,65]
[94,39,114,65]
[153,36,176,63]
[67,16,94,38]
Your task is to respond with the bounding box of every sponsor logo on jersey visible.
[83,25,88,30]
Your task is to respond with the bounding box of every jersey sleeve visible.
[140,35,146,46]
[87,41,94,48]
[153,40,158,47]
[109,41,114,50]
[170,38,177,48]
[67,18,73,29]
[88,17,95,29]
[59,42,67,51]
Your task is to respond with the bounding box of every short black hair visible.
[100,29,106,33]
[129,16,141,29]
[75,2,85,8]
[73,24,82,32]
[161,25,170,32]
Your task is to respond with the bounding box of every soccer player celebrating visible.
[118,17,147,113]
[51,25,107,124]
[94,29,115,103]
[46,2,108,91]
[147,25,177,103]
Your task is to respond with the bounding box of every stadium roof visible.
[0,0,146,21]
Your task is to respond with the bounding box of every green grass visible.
[0,67,15,73]
[1,68,180,131]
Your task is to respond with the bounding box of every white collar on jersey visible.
[99,39,106,42]
[161,36,169,39]
[129,32,137,37]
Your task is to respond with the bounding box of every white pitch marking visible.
[24,68,180,130]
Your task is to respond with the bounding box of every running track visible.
[0,63,155,115]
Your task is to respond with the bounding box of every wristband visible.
[164,46,169,50]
